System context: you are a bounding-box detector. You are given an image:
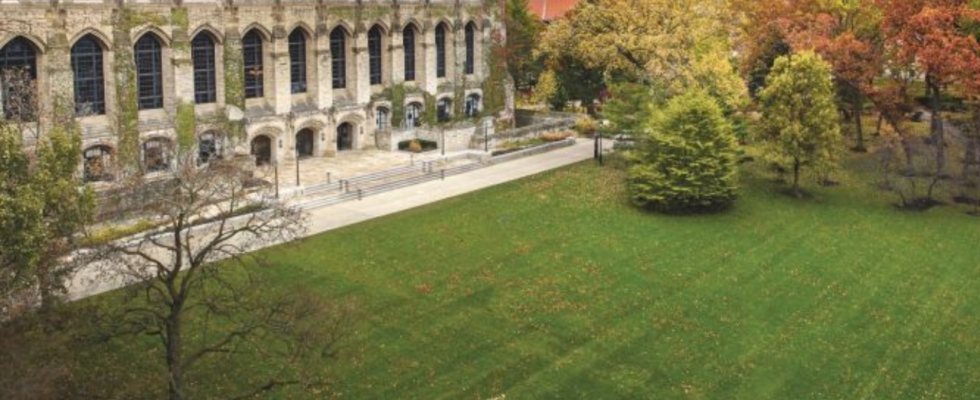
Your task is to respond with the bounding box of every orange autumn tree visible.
[878,0,980,196]
[771,0,884,151]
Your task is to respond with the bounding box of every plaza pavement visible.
[68,139,596,300]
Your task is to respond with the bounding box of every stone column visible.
[172,17,194,110]
[353,26,371,105]
[271,25,292,115]
[45,17,73,123]
[391,17,404,85]
[314,17,333,110]
[422,20,438,95]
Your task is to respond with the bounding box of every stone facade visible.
[0,0,505,178]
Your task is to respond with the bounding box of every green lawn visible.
[79,157,980,399]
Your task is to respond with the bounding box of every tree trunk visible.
[853,94,866,152]
[928,77,946,176]
[875,113,884,137]
[167,302,185,400]
[793,157,802,197]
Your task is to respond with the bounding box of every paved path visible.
[68,140,595,300]
[303,139,594,234]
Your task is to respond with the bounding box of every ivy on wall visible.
[390,84,405,128]
[423,92,437,127]
[112,8,167,174]
[223,30,246,141]
[175,100,196,151]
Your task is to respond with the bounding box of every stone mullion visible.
[353,27,371,105]
[271,25,291,116]
[315,17,333,111]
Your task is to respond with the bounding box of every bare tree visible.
[95,153,352,400]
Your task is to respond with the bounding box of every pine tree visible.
[628,90,739,213]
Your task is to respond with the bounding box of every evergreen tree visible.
[628,90,739,213]
[506,0,543,90]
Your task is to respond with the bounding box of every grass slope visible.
[81,159,980,399]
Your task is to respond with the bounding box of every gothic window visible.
[83,145,113,182]
[368,26,383,85]
[0,37,38,119]
[464,22,475,75]
[330,28,347,89]
[465,94,481,117]
[406,102,423,128]
[192,33,217,104]
[135,33,164,110]
[376,107,390,131]
[435,23,447,78]
[437,98,451,122]
[71,35,105,116]
[403,26,416,81]
[242,30,264,99]
[198,131,222,165]
[143,138,172,173]
[289,29,307,93]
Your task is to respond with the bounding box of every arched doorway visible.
[295,128,314,158]
[251,135,273,165]
[337,122,353,151]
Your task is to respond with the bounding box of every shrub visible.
[574,117,598,137]
[541,131,574,142]
[628,90,739,213]
[398,139,437,153]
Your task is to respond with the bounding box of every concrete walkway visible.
[302,139,594,234]
[67,139,595,300]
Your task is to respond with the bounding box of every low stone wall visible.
[382,121,488,153]
[473,110,578,150]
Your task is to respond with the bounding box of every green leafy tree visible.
[0,120,94,313]
[628,90,739,213]
[759,51,843,196]
[505,0,543,90]
[601,82,655,137]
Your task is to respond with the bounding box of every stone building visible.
[0,0,507,181]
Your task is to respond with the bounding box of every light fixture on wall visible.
[278,138,283,148]
[321,132,325,142]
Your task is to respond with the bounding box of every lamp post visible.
[441,127,446,156]
[484,119,490,153]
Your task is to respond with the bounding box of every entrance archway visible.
[295,128,314,158]
[251,135,273,165]
[337,122,353,151]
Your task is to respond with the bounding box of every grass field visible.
[74,156,980,399]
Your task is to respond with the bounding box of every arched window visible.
[71,35,105,116]
[83,145,113,182]
[437,98,451,122]
[406,102,423,128]
[465,94,481,117]
[376,107,390,131]
[242,30,264,99]
[198,131,222,165]
[368,26,383,85]
[403,26,416,81]
[142,138,172,173]
[435,23,447,78]
[0,37,38,119]
[289,29,307,94]
[330,28,347,89]
[464,22,476,75]
[192,33,217,104]
[135,34,164,110]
